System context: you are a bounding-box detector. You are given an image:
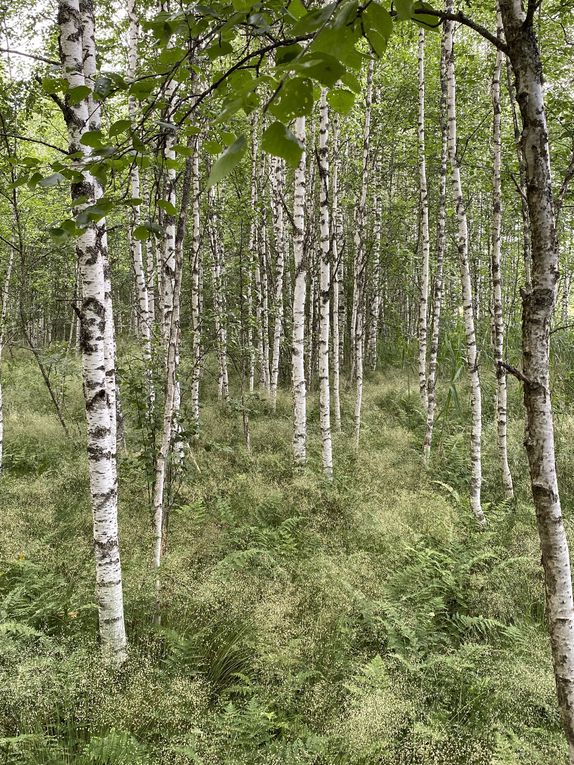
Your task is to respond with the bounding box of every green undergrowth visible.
[0,352,570,763]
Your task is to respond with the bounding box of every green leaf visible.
[394,0,414,20]
[133,225,151,241]
[38,172,65,188]
[174,144,195,157]
[206,40,234,60]
[109,119,132,137]
[327,88,356,115]
[68,85,92,105]
[269,78,314,121]
[158,199,177,216]
[294,52,346,87]
[80,130,105,148]
[261,122,303,167]
[310,26,362,69]
[204,140,223,155]
[340,71,361,93]
[41,76,67,95]
[207,135,247,188]
[412,1,441,30]
[287,0,307,20]
[276,43,303,65]
[363,2,393,56]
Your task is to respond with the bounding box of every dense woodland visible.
[1,0,574,761]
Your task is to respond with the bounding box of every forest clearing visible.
[1,0,574,762]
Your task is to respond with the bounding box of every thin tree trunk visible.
[270,156,285,410]
[0,248,14,476]
[58,0,127,662]
[318,92,333,477]
[490,9,513,500]
[500,2,574,758]
[417,28,430,412]
[353,59,374,450]
[331,115,342,431]
[190,139,202,434]
[444,2,485,525]
[291,116,307,467]
[208,186,230,402]
[423,29,447,463]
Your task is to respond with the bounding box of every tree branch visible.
[0,131,69,155]
[411,9,508,53]
[0,47,60,66]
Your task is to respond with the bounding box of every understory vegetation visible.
[1,349,570,764]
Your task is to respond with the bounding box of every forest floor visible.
[0,349,571,764]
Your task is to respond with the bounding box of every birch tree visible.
[317,92,333,477]
[58,0,127,661]
[291,116,307,466]
[444,3,485,525]
[0,247,13,476]
[417,28,430,413]
[490,9,513,499]
[499,0,574,755]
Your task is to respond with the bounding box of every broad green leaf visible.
[80,130,105,148]
[41,77,67,95]
[207,135,247,188]
[363,2,393,56]
[158,199,177,216]
[341,71,361,93]
[276,43,303,65]
[395,0,414,20]
[38,172,65,188]
[206,40,234,60]
[68,85,92,105]
[310,26,362,69]
[204,140,223,155]
[261,122,303,167]
[269,78,313,121]
[294,52,346,87]
[327,88,356,115]
[174,144,195,157]
[287,0,307,20]
[129,78,156,100]
[109,119,132,137]
[133,225,151,241]
[413,1,441,30]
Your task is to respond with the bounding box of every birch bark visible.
[291,116,307,466]
[417,28,430,412]
[58,0,127,662]
[444,4,485,524]
[0,248,14,477]
[318,92,333,477]
[270,156,286,409]
[490,10,514,499]
[500,1,574,756]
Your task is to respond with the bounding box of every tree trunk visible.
[490,9,514,500]
[331,115,342,431]
[291,116,308,467]
[417,28,430,413]
[500,2,574,758]
[423,27,447,463]
[58,0,127,662]
[353,59,374,450]
[444,2,485,525]
[270,156,286,410]
[0,248,14,477]
[318,92,334,477]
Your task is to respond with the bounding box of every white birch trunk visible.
[353,59,374,450]
[58,0,127,662]
[417,28,430,412]
[270,156,285,410]
[331,115,342,431]
[490,10,514,499]
[444,4,485,525]
[500,2,574,757]
[423,33,447,463]
[318,92,333,477]
[291,116,307,466]
[208,185,230,402]
[191,140,202,433]
[0,249,14,477]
